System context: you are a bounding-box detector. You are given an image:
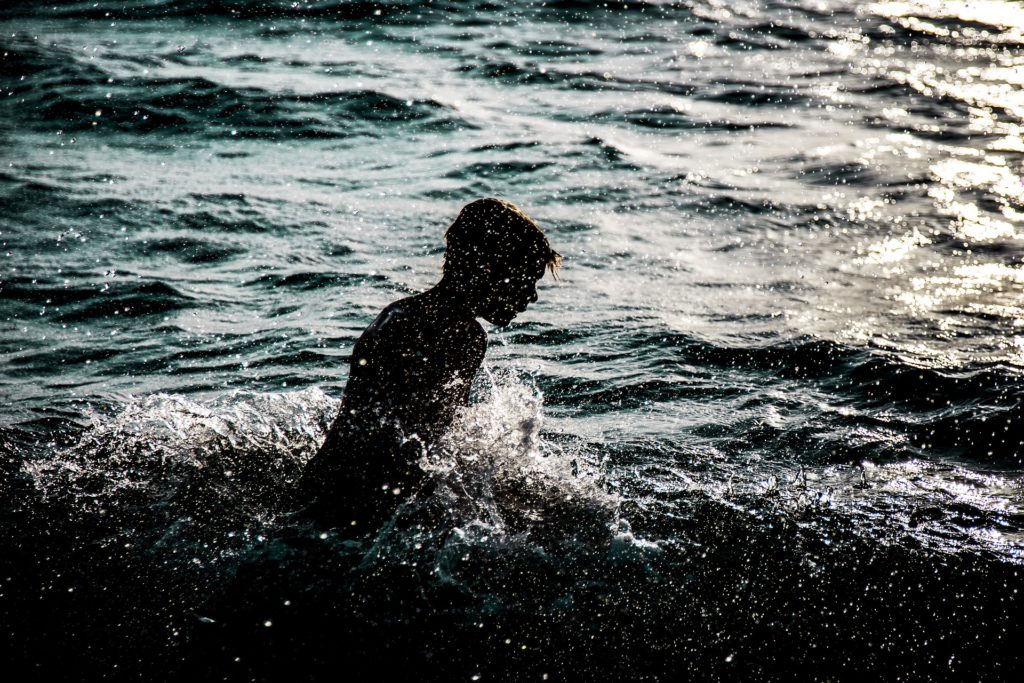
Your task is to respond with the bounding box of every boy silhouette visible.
[297,198,561,530]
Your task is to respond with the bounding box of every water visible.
[1,0,1022,678]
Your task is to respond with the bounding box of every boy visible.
[297,198,561,530]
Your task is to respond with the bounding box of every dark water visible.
[2,0,1023,679]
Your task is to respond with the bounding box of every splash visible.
[24,388,338,531]
[23,370,623,558]
[377,368,623,553]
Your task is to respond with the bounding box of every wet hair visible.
[443,198,562,281]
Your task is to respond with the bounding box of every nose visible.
[514,287,536,313]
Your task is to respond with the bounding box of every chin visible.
[487,312,516,326]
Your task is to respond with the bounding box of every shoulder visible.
[350,299,419,361]
[360,297,426,341]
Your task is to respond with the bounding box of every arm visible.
[444,318,487,409]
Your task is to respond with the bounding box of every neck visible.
[424,276,483,319]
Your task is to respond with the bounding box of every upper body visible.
[339,288,487,445]
[296,198,560,530]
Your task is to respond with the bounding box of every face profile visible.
[477,260,547,327]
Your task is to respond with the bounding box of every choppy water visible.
[2,0,1023,679]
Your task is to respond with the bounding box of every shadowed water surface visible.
[1,0,1022,679]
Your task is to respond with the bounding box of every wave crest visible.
[24,388,337,531]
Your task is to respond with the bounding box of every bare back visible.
[295,291,485,527]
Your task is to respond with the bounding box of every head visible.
[442,198,561,326]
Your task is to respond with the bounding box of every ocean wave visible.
[457,59,565,85]
[653,334,1023,406]
[445,160,554,181]
[694,83,816,108]
[1,276,195,322]
[2,38,470,139]
[0,1,684,26]
[145,235,246,264]
[598,106,792,131]
[246,271,386,290]
[534,332,1024,467]
[424,370,620,545]
[795,160,880,186]
[0,35,107,81]
[0,0,477,23]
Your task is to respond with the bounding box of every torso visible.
[339,293,486,444]
[296,291,486,524]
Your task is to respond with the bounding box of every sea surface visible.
[1,0,1023,679]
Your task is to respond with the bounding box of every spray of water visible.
[23,370,624,560]
[417,368,621,543]
[23,388,337,533]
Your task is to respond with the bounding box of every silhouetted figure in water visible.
[297,198,561,531]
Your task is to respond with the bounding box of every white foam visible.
[25,370,625,552]
[411,368,622,545]
[24,388,338,523]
